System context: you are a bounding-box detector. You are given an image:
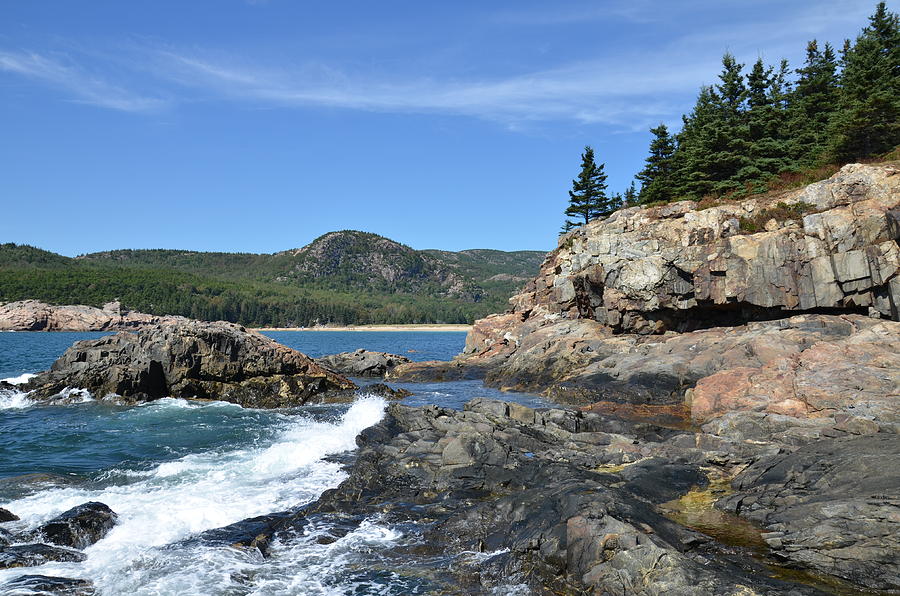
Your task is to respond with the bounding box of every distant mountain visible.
[276,231,482,300]
[0,233,546,326]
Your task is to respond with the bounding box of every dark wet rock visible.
[23,319,356,408]
[719,434,900,591]
[0,544,86,569]
[0,508,18,523]
[1,574,95,595]
[356,383,412,400]
[0,528,12,546]
[300,399,822,594]
[316,349,410,378]
[35,502,117,549]
[188,511,297,557]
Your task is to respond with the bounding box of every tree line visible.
[0,252,500,326]
[563,2,898,228]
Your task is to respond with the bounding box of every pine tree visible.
[789,40,840,165]
[829,2,900,160]
[636,124,677,204]
[671,54,754,199]
[671,85,720,198]
[564,146,611,226]
[740,58,792,189]
[623,181,638,206]
[707,53,753,195]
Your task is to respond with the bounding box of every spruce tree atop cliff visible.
[829,1,900,160]
[564,146,611,227]
[636,124,676,204]
[789,40,839,165]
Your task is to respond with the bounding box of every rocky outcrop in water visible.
[316,349,411,377]
[35,502,117,549]
[24,319,356,407]
[0,300,178,332]
[379,164,900,593]
[389,163,900,435]
[0,508,18,523]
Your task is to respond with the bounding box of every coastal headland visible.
[4,162,898,594]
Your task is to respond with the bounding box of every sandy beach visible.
[252,324,472,332]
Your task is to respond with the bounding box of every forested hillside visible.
[0,233,545,326]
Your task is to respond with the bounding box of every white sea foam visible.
[57,387,94,403]
[247,516,404,594]
[0,373,38,410]
[0,396,388,595]
[1,373,36,385]
[0,389,33,410]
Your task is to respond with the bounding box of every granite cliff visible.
[392,162,900,414]
[511,162,899,334]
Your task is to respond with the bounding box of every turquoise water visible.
[0,330,546,594]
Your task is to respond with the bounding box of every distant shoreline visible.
[253,324,472,332]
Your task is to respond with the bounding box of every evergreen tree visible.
[739,58,792,189]
[636,124,677,203]
[829,2,900,160]
[671,86,716,198]
[564,146,611,225]
[670,55,753,199]
[789,40,840,165]
[707,53,753,194]
[623,181,639,206]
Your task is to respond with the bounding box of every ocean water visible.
[0,331,546,595]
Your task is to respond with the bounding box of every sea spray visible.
[0,396,387,594]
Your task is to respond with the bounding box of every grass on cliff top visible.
[692,145,900,212]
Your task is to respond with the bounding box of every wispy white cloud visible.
[0,0,877,128]
[149,49,705,129]
[0,50,167,112]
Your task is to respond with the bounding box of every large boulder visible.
[0,300,177,331]
[24,319,356,407]
[316,349,411,377]
[35,502,117,549]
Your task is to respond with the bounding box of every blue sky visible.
[0,1,882,255]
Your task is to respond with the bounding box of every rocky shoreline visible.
[1,164,897,593]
